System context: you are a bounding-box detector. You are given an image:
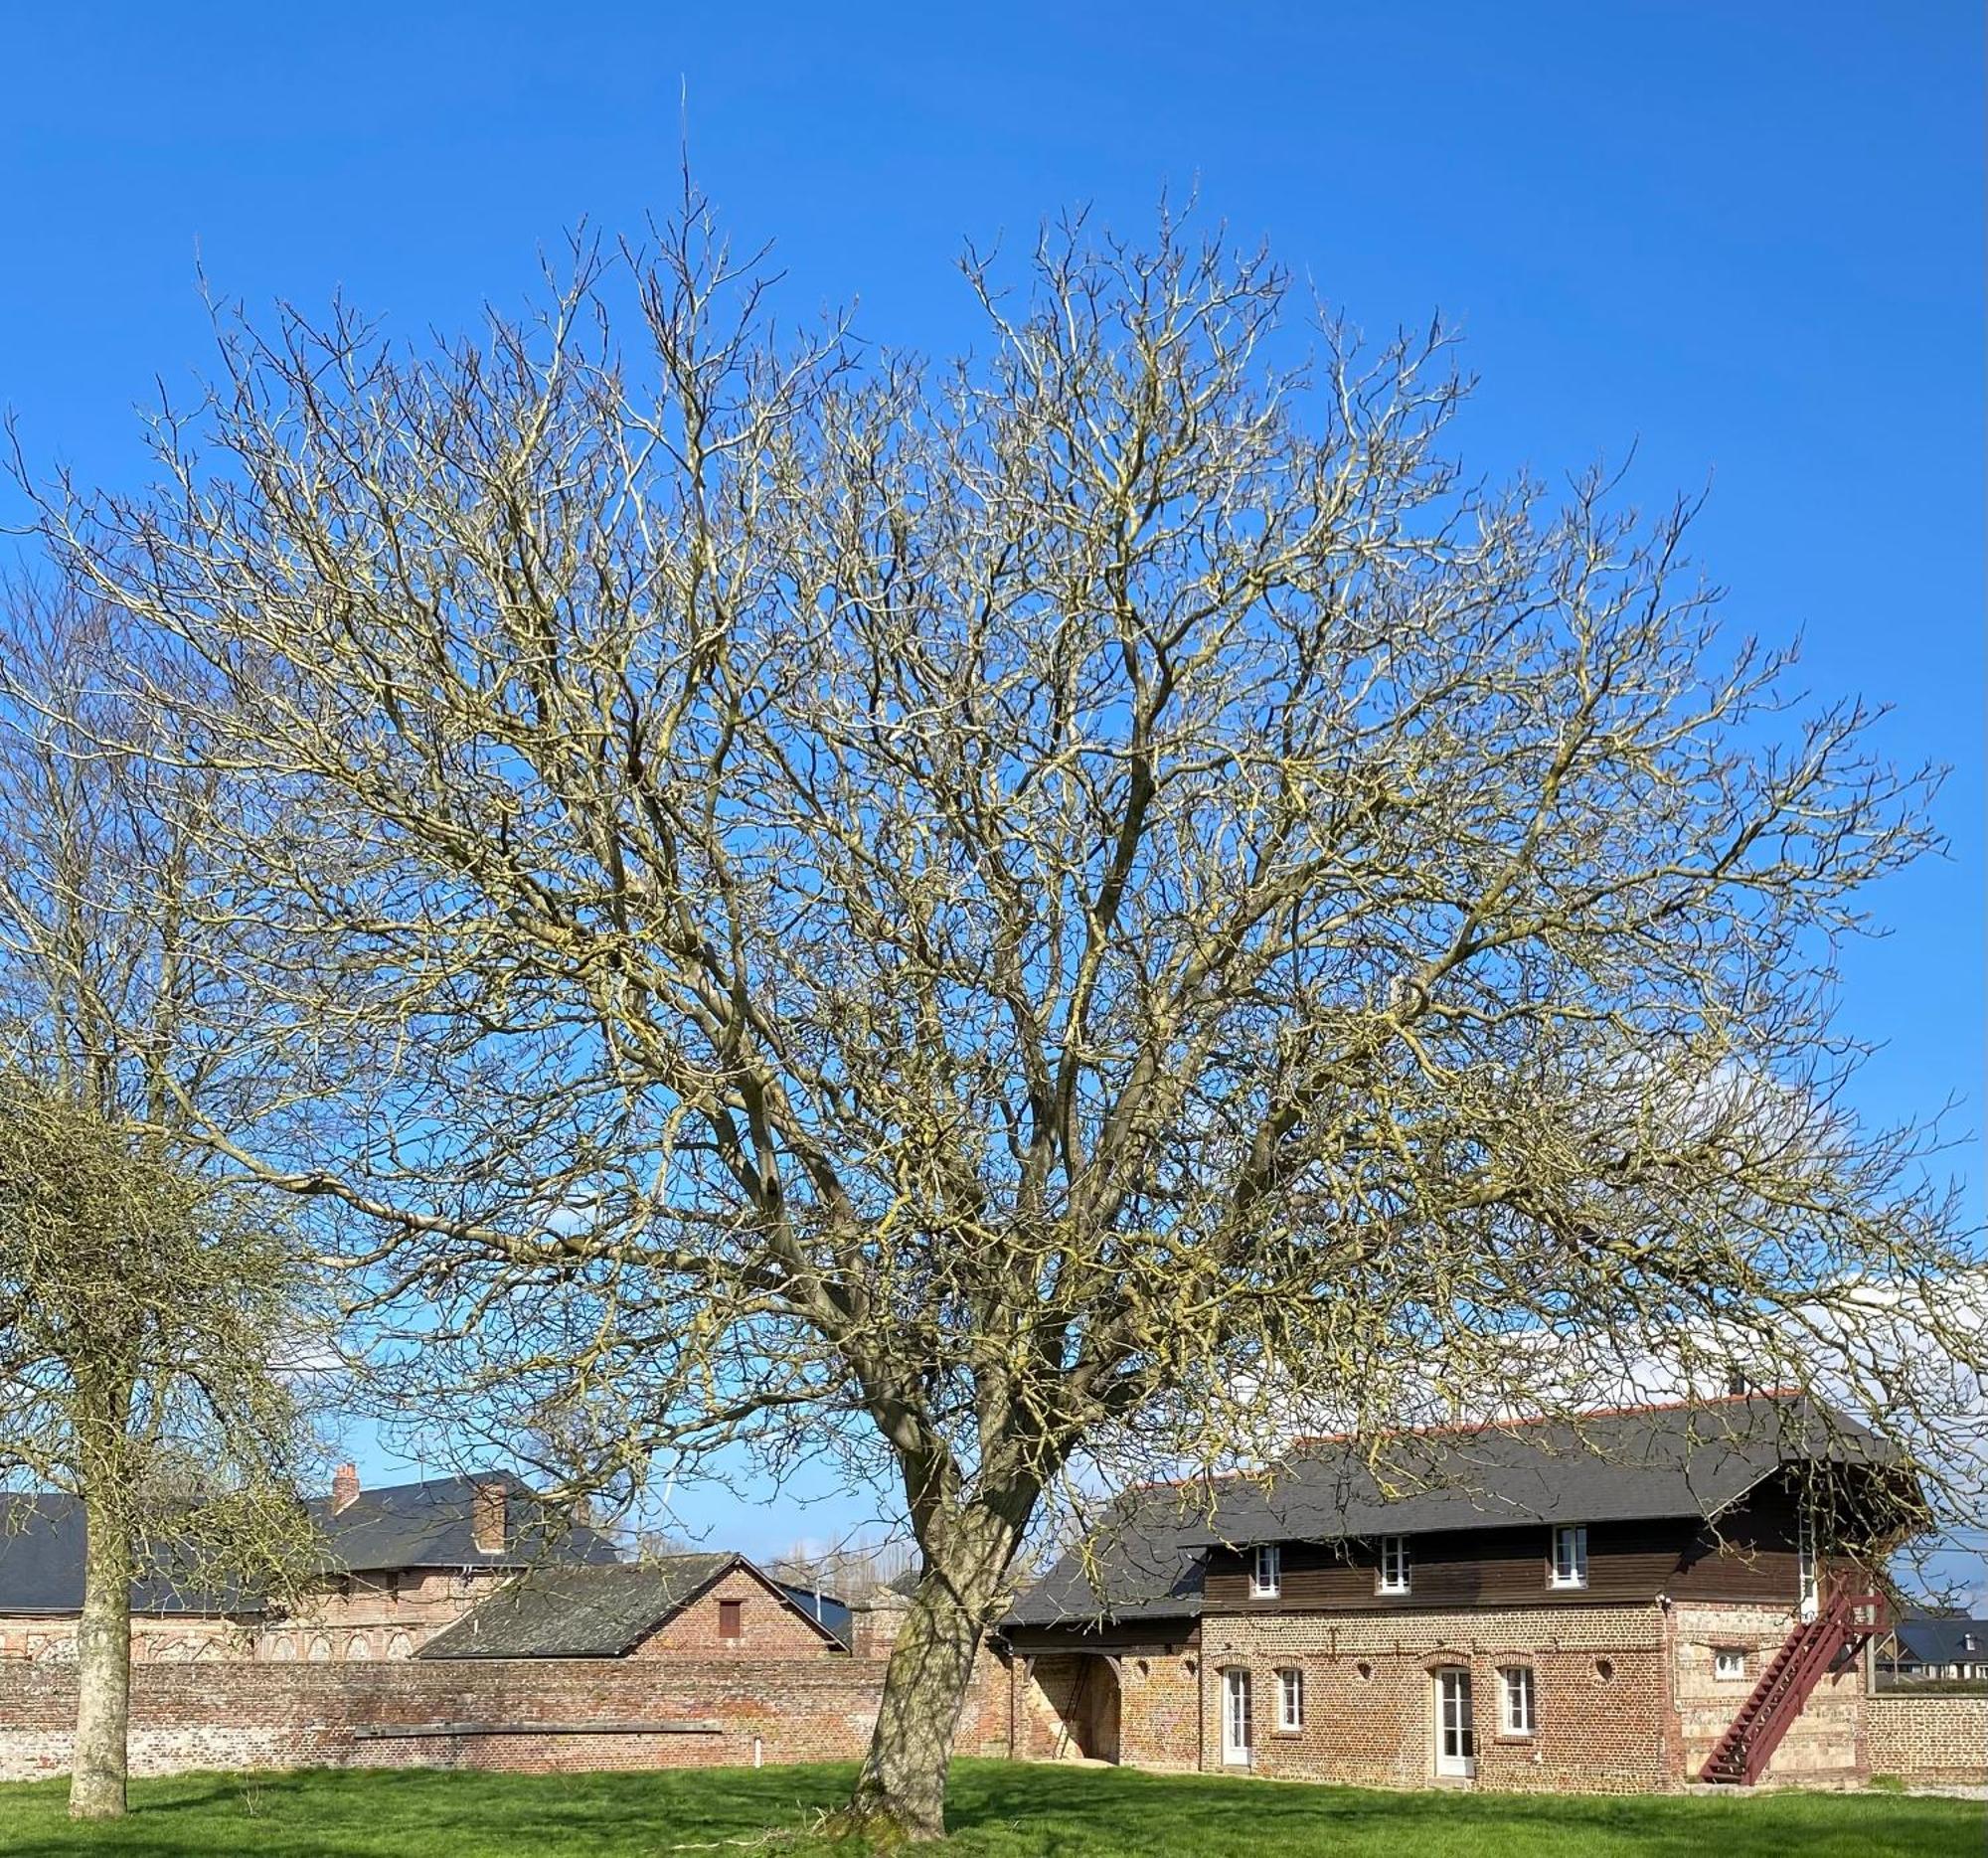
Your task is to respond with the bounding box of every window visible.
[1379,1534,1411,1596]
[1795,1507,1818,1619]
[1276,1666,1305,1732]
[1964,1634,1979,1654]
[1550,1524,1588,1590]
[1714,1647,1746,1682]
[1249,1544,1282,1599]
[718,1599,744,1641]
[1499,1665,1536,1736]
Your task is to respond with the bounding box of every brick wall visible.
[1866,1693,1988,1786]
[2,1568,515,1667]
[630,1570,838,1657]
[1668,1602,1865,1787]
[1196,1605,1674,1792]
[1013,1650,1201,1771]
[0,1648,1013,1782]
[0,1613,249,1665]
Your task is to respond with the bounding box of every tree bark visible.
[68,1490,131,1821]
[842,1564,995,1845]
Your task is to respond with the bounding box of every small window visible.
[1378,1534,1411,1596]
[1550,1524,1588,1590]
[1964,1634,1979,1654]
[1249,1545,1282,1599]
[1276,1666,1305,1732]
[718,1599,744,1641]
[1714,1647,1746,1682]
[1499,1665,1536,1736]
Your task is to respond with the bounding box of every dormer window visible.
[1378,1534,1411,1596]
[1550,1524,1588,1590]
[1964,1634,1979,1654]
[1249,1544,1282,1599]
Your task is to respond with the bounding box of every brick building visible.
[1001,1392,1910,1791]
[0,1466,619,1664]
[414,1554,850,1660]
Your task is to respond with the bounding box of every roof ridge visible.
[1121,1389,1811,1490]
[1287,1386,1808,1450]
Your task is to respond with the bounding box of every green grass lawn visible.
[0,1761,1977,1858]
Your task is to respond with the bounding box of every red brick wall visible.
[0,1648,1013,1782]
[1197,1605,1675,1792]
[630,1571,837,1658]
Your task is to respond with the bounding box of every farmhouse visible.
[0,1466,619,1664]
[1001,1391,1913,1790]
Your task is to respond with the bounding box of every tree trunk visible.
[68,1491,131,1820]
[843,1563,994,1845]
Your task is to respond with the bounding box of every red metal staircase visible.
[1699,1588,1887,1785]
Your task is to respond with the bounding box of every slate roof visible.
[0,1495,243,1613]
[415,1553,845,1658]
[1005,1393,1903,1629]
[0,1472,619,1615]
[1893,1615,1988,1667]
[774,1582,853,1642]
[300,1471,620,1577]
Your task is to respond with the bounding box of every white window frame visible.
[1277,1665,1305,1732]
[1378,1534,1411,1596]
[1795,1508,1818,1621]
[1249,1543,1282,1599]
[1550,1524,1588,1590]
[1713,1647,1746,1682]
[1498,1665,1535,1736]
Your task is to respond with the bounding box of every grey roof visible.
[1894,1615,1988,1666]
[303,1471,620,1576]
[774,1582,853,1641]
[1006,1394,1903,1629]
[0,1471,619,1616]
[415,1553,844,1659]
[0,1495,243,1614]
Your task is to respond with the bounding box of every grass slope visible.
[0,1761,1978,1857]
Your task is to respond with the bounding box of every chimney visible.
[470,1481,507,1555]
[331,1463,360,1514]
[847,1590,911,1660]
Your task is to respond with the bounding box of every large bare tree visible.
[26,201,1981,1839]
[0,588,324,1820]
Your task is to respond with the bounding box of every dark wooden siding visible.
[1669,1474,1802,1603]
[1200,1484,1808,1612]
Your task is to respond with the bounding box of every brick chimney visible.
[847,1590,911,1661]
[330,1463,360,1514]
[470,1481,507,1555]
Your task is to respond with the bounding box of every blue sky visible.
[2,3,1980,1559]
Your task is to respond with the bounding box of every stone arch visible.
[346,1634,372,1659]
[268,1635,297,1661]
[386,1630,414,1660]
[306,1634,332,1662]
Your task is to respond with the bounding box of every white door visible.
[1435,1667,1476,1778]
[1222,1668,1253,1767]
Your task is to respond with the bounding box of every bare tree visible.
[25,199,1982,1840]
[0,586,325,1820]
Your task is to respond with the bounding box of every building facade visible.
[0,1466,620,1664]
[1002,1393,1906,1791]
